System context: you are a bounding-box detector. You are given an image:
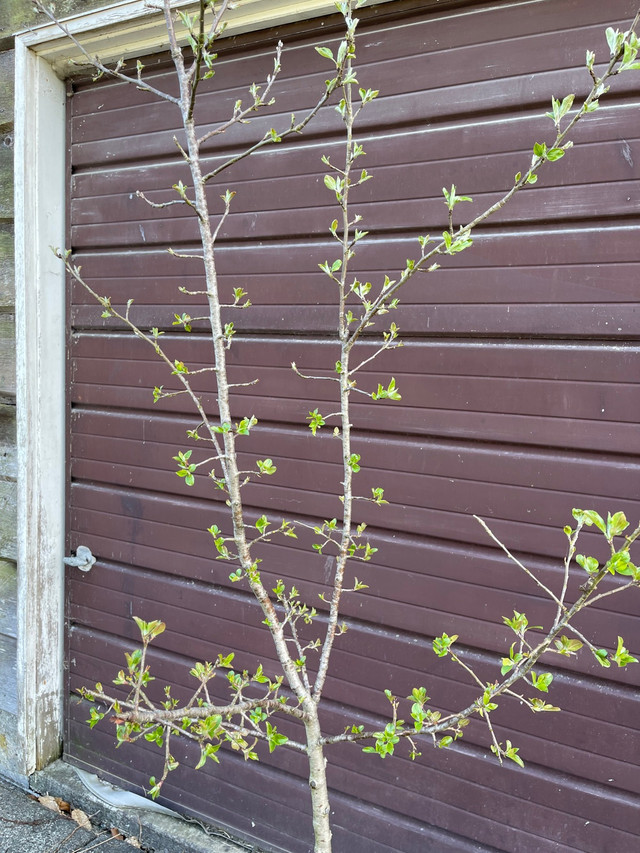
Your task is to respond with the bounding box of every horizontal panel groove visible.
[69,407,640,465]
[70,220,640,253]
[68,576,640,709]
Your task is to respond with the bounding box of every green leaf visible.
[307,409,326,436]
[593,648,611,668]
[255,515,269,534]
[88,707,105,729]
[605,550,632,575]
[576,554,599,574]
[433,633,458,658]
[554,635,583,656]
[442,184,472,210]
[482,687,498,712]
[501,644,524,675]
[266,722,289,752]
[503,609,530,635]
[605,26,621,56]
[171,360,189,375]
[237,415,258,436]
[348,453,361,473]
[371,377,402,401]
[257,458,277,475]
[613,636,638,668]
[133,616,166,641]
[573,508,606,533]
[531,671,553,692]
[530,698,561,712]
[607,511,629,538]
[504,740,524,768]
[315,46,334,61]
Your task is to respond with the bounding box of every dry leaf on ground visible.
[38,795,62,814]
[71,808,92,830]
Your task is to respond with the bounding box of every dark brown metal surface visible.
[65,1,640,851]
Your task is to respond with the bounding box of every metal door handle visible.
[64,545,96,572]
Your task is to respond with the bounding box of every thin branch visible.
[34,1,179,105]
[197,41,284,147]
[136,191,188,210]
[89,688,307,724]
[581,579,639,608]
[474,515,563,606]
[201,58,346,183]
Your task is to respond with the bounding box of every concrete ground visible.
[0,761,253,853]
[0,775,134,853]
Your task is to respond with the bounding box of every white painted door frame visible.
[14,0,391,781]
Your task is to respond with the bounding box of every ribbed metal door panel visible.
[65,1,640,851]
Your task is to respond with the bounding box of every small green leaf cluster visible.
[362,721,400,758]
[502,609,538,640]
[553,635,583,657]
[307,408,326,436]
[491,740,524,769]
[530,671,553,693]
[223,322,235,347]
[312,517,339,555]
[232,286,251,308]
[442,184,472,211]
[408,686,442,734]
[266,722,289,752]
[256,458,277,475]
[612,636,638,668]
[172,312,192,331]
[207,524,233,560]
[133,616,166,643]
[605,26,640,69]
[433,632,458,658]
[573,509,640,583]
[370,487,387,506]
[171,359,189,375]
[371,377,401,401]
[173,449,196,486]
[348,453,361,473]
[237,415,258,436]
[532,141,567,166]
[441,230,473,254]
[545,94,575,127]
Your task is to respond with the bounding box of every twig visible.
[474,515,562,606]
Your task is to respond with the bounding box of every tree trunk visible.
[305,708,332,853]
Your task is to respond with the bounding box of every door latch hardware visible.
[64,545,96,572]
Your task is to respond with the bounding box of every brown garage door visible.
[65,1,640,851]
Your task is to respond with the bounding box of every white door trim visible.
[14,0,391,779]
[14,34,67,778]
